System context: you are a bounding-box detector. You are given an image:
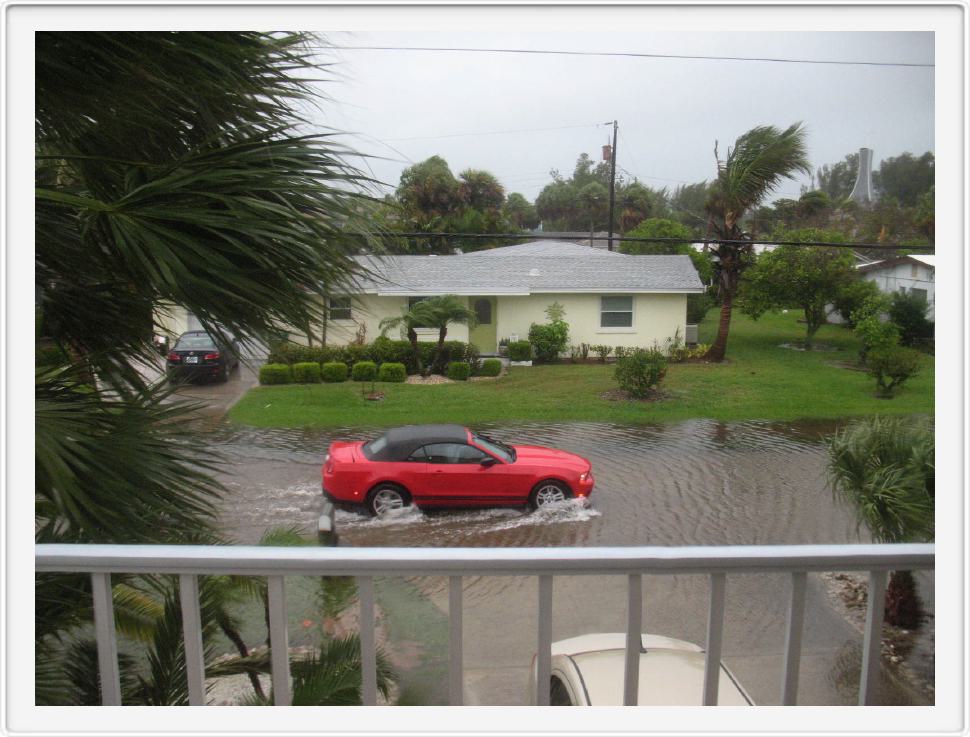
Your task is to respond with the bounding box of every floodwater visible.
[206,419,934,706]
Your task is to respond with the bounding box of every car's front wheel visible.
[366,483,411,517]
[529,480,571,510]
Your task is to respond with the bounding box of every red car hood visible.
[511,444,591,471]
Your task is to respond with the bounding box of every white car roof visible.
[553,634,753,706]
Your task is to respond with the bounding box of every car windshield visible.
[174,334,217,350]
[472,432,515,463]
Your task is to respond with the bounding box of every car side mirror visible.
[480,457,498,467]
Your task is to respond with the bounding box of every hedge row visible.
[260,361,411,385]
[267,337,477,375]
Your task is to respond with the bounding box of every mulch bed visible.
[599,388,667,403]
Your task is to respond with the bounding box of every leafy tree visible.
[703,123,812,361]
[667,181,710,230]
[457,169,505,212]
[396,156,461,218]
[35,31,371,702]
[578,181,609,235]
[572,152,612,188]
[867,345,922,398]
[831,278,882,327]
[873,152,935,207]
[816,152,859,203]
[828,416,934,627]
[535,179,579,231]
[889,291,934,349]
[914,186,935,240]
[621,218,713,283]
[796,190,833,225]
[617,181,654,231]
[738,230,856,347]
[503,192,539,230]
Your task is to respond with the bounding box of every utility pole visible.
[606,120,618,251]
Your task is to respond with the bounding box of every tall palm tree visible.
[703,123,811,361]
[828,416,934,627]
[35,31,374,703]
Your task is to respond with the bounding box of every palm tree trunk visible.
[705,293,733,362]
[407,327,422,375]
[884,570,921,628]
[217,615,265,699]
[432,326,447,374]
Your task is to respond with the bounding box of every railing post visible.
[449,576,464,705]
[780,571,807,705]
[536,575,553,706]
[702,572,726,706]
[267,575,291,706]
[859,569,888,705]
[178,574,207,705]
[358,576,378,706]
[90,572,122,705]
[623,573,642,706]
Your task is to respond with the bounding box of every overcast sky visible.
[314,31,934,203]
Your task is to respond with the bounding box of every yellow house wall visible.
[495,293,688,349]
[154,302,190,338]
[301,294,472,347]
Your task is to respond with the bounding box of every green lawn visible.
[229,311,934,429]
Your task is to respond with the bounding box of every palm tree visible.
[379,303,430,374]
[703,124,811,361]
[35,31,374,703]
[828,416,934,627]
[420,295,478,373]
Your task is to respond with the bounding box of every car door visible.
[422,442,510,505]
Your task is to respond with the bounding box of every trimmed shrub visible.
[465,343,482,375]
[259,363,292,385]
[321,362,349,383]
[378,362,407,383]
[614,348,667,398]
[592,344,612,363]
[508,340,532,362]
[446,361,471,381]
[291,362,321,384]
[351,360,378,382]
[480,358,502,377]
[867,345,922,398]
[528,320,569,363]
[889,291,934,349]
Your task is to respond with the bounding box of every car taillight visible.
[167,352,181,362]
[204,352,220,360]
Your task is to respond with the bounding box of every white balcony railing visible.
[35,542,935,707]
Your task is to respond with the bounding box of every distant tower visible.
[849,147,874,205]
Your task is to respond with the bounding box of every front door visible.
[468,297,497,353]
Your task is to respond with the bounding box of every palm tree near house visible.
[828,416,934,628]
[703,123,811,361]
[421,295,478,373]
[379,302,431,375]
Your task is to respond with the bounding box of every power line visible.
[381,122,605,142]
[334,45,933,69]
[362,232,934,250]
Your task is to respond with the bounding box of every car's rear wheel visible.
[366,483,411,517]
[529,480,571,510]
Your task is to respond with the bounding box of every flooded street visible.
[204,418,934,706]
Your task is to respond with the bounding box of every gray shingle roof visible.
[350,241,703,295]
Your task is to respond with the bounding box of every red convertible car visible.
[322,424,594,516]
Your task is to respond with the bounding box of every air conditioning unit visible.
[685,324,698,346]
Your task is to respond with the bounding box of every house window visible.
[600,296,634,328]
[910,287,928,302]
[911,263,919,278]
[328,297,352,320]
[474,298,492,325]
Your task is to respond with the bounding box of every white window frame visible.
[328,296,353,321]
[598,295,636,333]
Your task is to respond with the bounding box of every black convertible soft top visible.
[363,424,469,462]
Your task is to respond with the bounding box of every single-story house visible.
[321,240,703,353]
[154,240,705,354]
[856,254,935,320]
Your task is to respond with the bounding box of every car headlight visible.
[579,471,590,481]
